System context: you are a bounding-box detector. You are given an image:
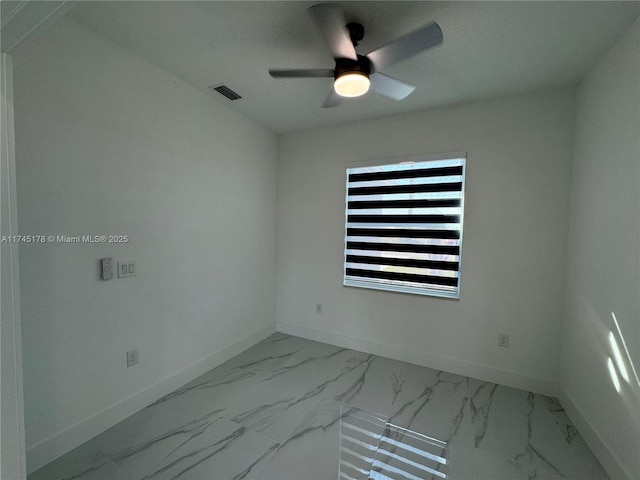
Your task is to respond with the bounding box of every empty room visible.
[1,1,638,479]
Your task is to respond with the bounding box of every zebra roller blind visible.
[344,154,466,298]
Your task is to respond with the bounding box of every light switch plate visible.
[118,261,136,278]
[101,257,113,280]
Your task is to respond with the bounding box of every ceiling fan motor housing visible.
[346,22,365,46]
[334,55,372,80]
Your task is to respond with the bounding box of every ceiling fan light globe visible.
[334,73,370,97]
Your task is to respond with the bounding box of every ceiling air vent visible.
[209,84,242,101]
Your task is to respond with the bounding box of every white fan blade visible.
[370,73,416,100]
[367,22,442,72]
[269,69,334,78]
[322,88,342,108]
[308,4,358,61]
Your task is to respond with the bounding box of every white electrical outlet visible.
[126,349,138,367]
[316,303,322,314]
[498,334,510,348]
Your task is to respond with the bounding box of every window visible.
[343,153,466,298]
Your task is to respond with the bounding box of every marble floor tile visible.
[538,396,610,480]
[30,334,609,480]
[225,348,374,443]
[468,380,591,480]
[251,400,351,480]
[121,418,279,480]
[385,369,476,480]
[29,453,132,480]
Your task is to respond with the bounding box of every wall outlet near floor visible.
[498,334,510,348]
[126,349,138,367]
[316,303,322,314]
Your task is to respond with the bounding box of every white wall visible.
[12,17,277,471]
[560,18,640,480]
[277,88,575,395]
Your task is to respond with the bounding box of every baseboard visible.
[26,323,276,474]
[557,387,632,480]
[276,321,557,396]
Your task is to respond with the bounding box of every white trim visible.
[1,4,77,478]
[26,323,276,474]
[557,387,632,480]
[346,151,467,169]
[276,321,557,397]
[343,280,459,300]
[1,52,27,480]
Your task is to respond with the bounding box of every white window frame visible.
[343,152,467,299]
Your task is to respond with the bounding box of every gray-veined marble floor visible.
[30,333,609,480]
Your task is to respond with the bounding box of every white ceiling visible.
[67,1,639,134]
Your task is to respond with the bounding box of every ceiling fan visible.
[268,3,443,107]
